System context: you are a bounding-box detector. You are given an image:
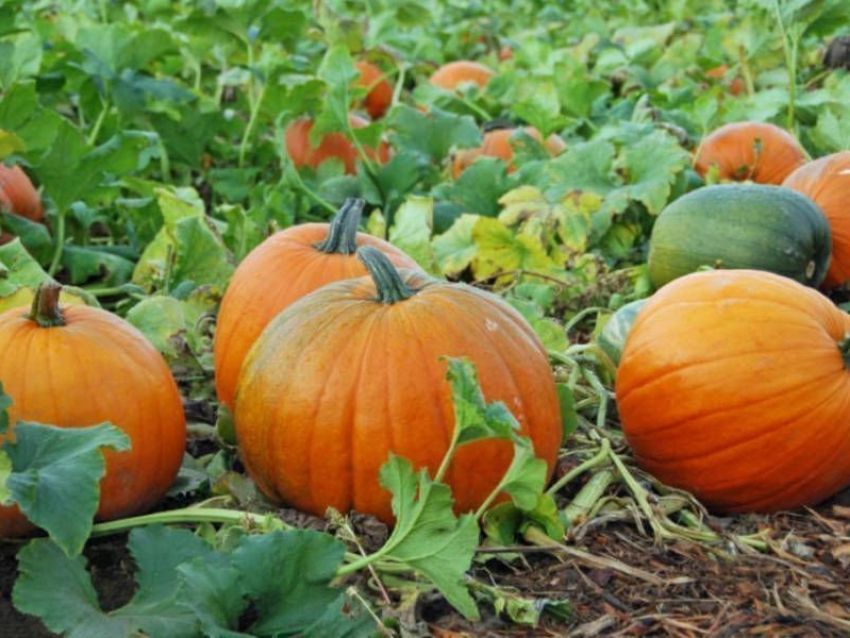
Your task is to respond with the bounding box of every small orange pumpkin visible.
[452,127,566,178]
[284,114,390,174]
[214,199,420,409]
[429,60,494,91]
[783,152,850,289]
[616,269,850,513]
[704,65,744,97]
[234,247,563,523]
[0,283,186,537]
[0,164,43,222]
[354,61,393,120]
[694,121,807,185]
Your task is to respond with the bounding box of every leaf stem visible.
[47,211,66,276]
[90,507,288,535]
[87,99,110,146]
[546,438,611,496]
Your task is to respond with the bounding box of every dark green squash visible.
[598,298,648,366]
[647,184,831,289]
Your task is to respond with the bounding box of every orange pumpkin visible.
[429,60,494,91]
[705,65,744,97]
[0,164,43,222]
[284,114,390,174]
[0,283,186,536]
[694,121,807,185]
[354,61,393,120]
[234,247,563,523]
[616,269,850,513]
[214,199,420,410]
[784,152,850,289]
[452,127,566,178]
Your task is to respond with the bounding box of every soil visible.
[3,495,848,637]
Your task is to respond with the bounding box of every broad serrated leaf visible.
[379,455,481,620]
[301,595,377,638]
[233,529,349,636]
[433,213,479,276]
[433,158,512,217]
[445,358,519,445]
[497,441,549,511]
[177,554,250,638]
[546,140,617,198]
[472,217,561,280]
[388,196,440,274]
[390,105,481,162]
[619,130,690,214]
[1,422,129,556]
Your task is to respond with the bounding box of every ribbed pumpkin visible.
[0,283,186,537]
[284,114,390,174]
[234,247,563,523]
[616,269,850,513]
[694,121,807,185]
[0,164,43,222]
[429,60,494,91]
[451,127,566,178]
[354,61,393,120]
[214,199,420,409]
[784,152,850,289]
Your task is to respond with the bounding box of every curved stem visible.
[29,282,65,327]
[356,246,414,304]
[315,198,365,254]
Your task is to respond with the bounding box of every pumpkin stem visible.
[839,333,850,369]
[315,197,365,255]
[29,281,66,328]
[356,246,414,304]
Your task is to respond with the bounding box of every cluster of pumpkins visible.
[609,120,850,513]
[0,196,564,535]
[284,59,567,178]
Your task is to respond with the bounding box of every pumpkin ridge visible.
[633,373,847,466]
[264,301,360,509]
[337,307,384,515]
[619,344,841,407]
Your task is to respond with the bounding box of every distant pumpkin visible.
[452,127,565,178]
[0,164,43,221]
[354,61,393,119]
[430,60,494,91]
[284,114,390,174]
[694,121,807,185]
[784,151,850,289]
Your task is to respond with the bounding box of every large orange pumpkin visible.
[214,199,420,409]
[284,114,390,174]
[452,127,566,178]
[0,283,186,537]
[694,121,807,185]
[616,269,850,513]
[0,164,43,222]
[234,246,563,523]
[784,152,850,289]
[429,60,494,91]
[354,61,393,120]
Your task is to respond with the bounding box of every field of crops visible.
[1,0,850,635]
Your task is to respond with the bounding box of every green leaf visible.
[62,245,136,286]
[0,379,10,435]
[433,213,479,276]
[433,158,513,217]
[472,217,561,280]
[546,140,617,198]
[445,358,519,446]
[177,554,250,638]
[13,526,211,637]
[301,595,376,638]
[390,105,481,162]
[125,295,187,354]
[0,35,42,89]
[232,530,351,636]
[1,422,130,556]
[619,130,690,214]
[388,196,440,274]
[379,455,481,620]
[497,441,549,511]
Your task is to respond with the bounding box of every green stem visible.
[285,160,337,214]
[773,0,796,131]
[28,282,65,327]
[90,507,282,535]
[315,198,365,254]
[356,246,414,304]
[346,119,378,178]
[562,469,615,527]
[87,99,110,146]
[47,212,66,277]
[546,438,611,496]
[433,430,459,485]
[239,85,265,169]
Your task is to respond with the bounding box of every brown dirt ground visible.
[2,494,848,637]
